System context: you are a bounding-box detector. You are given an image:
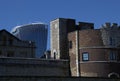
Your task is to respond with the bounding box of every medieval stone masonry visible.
[0,29,70,77]
[0,18,120,81]
[50,18,120,78]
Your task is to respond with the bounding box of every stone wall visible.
[59,19,68,59]
[50,19,60,59]
[80,61,120,77]
[0,76,119,81]
[68,31,78,76]
[68,28,120,78]
[0,30,35,58]
[100,24,120,47]
[50,18,76,59]
[0,57,70,77]
[50,18,68,59]
[79,29,103,47]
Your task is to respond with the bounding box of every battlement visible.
[101,22,120,29]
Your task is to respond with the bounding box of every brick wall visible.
[80,62,120,77]
[68,29,120,78]
[79,29,103,47]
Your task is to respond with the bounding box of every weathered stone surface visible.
[0,57,70,77]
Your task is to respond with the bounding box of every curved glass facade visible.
[11,23,48,57]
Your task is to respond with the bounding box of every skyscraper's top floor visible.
[11,22,48,34]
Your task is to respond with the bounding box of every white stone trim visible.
[108,72,119,78]
[76,31,79,76]
[80,61,120,63]
[79,46,120,49]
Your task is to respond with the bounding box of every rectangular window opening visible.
[69,41,72,49]
[82,52,89,61]
[109,51,117,61]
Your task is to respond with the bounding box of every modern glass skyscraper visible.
[11,23,48,57]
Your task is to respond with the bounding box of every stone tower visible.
[50,18,75,59]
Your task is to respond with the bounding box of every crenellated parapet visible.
[100,23,120,47]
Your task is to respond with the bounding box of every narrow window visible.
[82,52,89,61]
[109,51,117,60]
[0,51,2,56]
[2,36,7,45]
[109,37,112,45]
[109,37,115,46]
[69,41,72,49]
[53,49,57,59]
[54,52,56,59]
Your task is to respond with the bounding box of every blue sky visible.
[0,0,120,49]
